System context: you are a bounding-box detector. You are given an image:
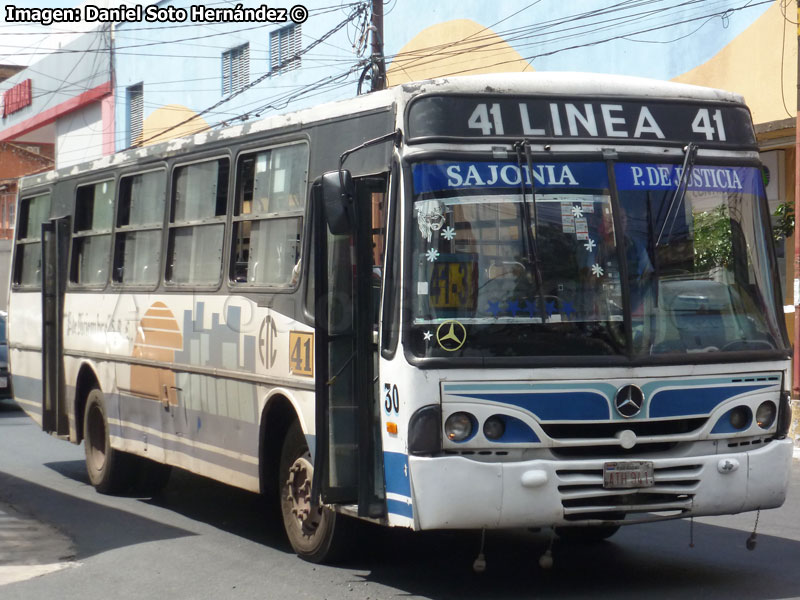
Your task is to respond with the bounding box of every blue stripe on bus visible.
[384,451,411,497]
[451,392,610,421]
[649,385,770,418]
[386,499,414,519]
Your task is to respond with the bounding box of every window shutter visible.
[128,84,143,145]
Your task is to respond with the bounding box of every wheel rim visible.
[86,403,107,473]
[284,456,323,536]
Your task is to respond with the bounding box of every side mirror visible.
[321,170,354,235]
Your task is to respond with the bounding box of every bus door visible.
[41,216,70,436]
[312,173,387,517]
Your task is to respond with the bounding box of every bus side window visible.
[231,142,308,288]
[70,180,114,287]
[13,193,51,287]
[113,169,167,287]
[166,158,229,286]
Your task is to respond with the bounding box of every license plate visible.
[603,461,654,489]
[0,377,7,388]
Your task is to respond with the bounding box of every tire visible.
[83,387,133,494]
[554,524,621,542]
[279,421,352,563]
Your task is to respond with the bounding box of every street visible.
[2,398,800,600]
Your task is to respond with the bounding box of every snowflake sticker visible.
[441,226,457,241]
[583,238,596,252]
[426,248,440,262]
[571,205,584,219]
[591,263,604,278]
[423,330,433,342]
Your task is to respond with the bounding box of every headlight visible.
[444,412,474,442]
[483,416,506,440]
[756,401,777,429]
[729,406,751,430]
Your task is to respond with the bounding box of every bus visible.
[9,72,794,563]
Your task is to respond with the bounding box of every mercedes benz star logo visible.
[435,320,467,352]
[614,384,644,418]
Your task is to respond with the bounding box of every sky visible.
[0,1,121,67]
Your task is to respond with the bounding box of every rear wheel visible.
[83,388,132,494]
[279,421,352,563]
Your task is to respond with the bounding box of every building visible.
[0,27,113,169]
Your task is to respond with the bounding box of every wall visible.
[55,103,105,168]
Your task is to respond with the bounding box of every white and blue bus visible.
[9,73,793,562]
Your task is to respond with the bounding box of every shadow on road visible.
[44,457,291,554]
[0,399,23,414]
[0,471,196,561]
[343,517,800,599]
[144,467,291,552]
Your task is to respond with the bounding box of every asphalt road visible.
[2,398,800,600]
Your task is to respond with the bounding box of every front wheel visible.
[279,421,352,563]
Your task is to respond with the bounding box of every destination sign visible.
[406,95,756,148]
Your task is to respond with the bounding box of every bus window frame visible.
[12,188,53,290]
[164,153,232,291]
[380,159,401,359]
[400,149,792,370]
[228,139,309,293]
[110,165,169,292]
[68,176,116,291]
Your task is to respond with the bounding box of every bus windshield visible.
[408,159,784,360]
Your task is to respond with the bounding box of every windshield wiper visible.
[514,141,548,322]
[656,142,698,247]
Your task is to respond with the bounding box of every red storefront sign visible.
[3,79,32,117]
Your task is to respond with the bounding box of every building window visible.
[222,44,250,95]
[270,25,301,73]
[127,83,143,146]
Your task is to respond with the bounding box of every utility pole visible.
[370,0,386,91]
[794,0,800,429]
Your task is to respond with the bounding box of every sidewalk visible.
[0,500,77,586]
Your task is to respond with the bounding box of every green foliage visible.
[693,204,731,272]
[773,200,795,241]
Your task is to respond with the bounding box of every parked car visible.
[0,311,11,399]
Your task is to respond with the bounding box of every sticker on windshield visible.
[415,199,446,242]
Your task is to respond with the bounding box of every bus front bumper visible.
[407,438,793,530]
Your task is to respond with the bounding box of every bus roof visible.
[19,72,747,189]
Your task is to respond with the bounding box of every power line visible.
[131,3,367,147]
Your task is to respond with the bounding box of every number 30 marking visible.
[384,383,400,414]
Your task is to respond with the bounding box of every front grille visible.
[551,442,678,458]
[556,463,701,520]
[541,418,707,439]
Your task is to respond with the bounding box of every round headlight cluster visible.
[444,413,508,442]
